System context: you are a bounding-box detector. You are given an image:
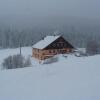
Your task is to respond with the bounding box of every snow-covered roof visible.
[33,35,61,49]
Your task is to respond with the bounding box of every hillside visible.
[0,47,100,100]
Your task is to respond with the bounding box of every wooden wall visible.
[32,48,73,60]
[32,36,74,60]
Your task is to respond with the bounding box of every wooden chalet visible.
[32,35,74,60]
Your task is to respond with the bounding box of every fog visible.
[0,0,100,48]
[0,0,100,29]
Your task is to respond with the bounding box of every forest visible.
[0,26,100,49]
[0,17,100,49]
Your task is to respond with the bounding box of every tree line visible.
[0,27,100,49]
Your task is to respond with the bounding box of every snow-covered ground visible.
[0,47,100,100]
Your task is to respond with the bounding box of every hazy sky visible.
[0,0,100,29]
[0,0,100,18]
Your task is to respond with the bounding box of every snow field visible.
[0,47,100,100]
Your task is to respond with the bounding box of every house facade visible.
[32,35,74,60]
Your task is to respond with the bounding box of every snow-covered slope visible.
[0,47,100,100]
[0,47,32,66]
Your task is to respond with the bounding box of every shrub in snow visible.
[2,56,13,69]
[86,40,100,55]
[74,51,87,57]
[2,54,31,69]
[43,56,58,64]
[62,54,68,58]
[24,56,31,67]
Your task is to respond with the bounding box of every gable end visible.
[44,36,74,50]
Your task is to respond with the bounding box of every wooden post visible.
[20,43,21,55]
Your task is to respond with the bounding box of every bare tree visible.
[24,56,31,67]
[2,54,31,69]
[86,40,99,55]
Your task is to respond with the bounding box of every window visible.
[49,50,52,53]
[67,49,69,52]
[60,39,63,42]
[62,50,66,53]
[57,43,59,47]
[60,50,62,53]
[61,43,63,47]
[64,44,67,47]
[41,57,42,60]
[53,50,55,53]
[62,43,64,47]
[53,44,56,47]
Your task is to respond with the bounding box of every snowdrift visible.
[0,47,100,100]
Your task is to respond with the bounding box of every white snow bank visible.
[0,47,100,100]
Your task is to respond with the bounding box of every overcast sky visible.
[0,0,100,18]
[0,0,100,28]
